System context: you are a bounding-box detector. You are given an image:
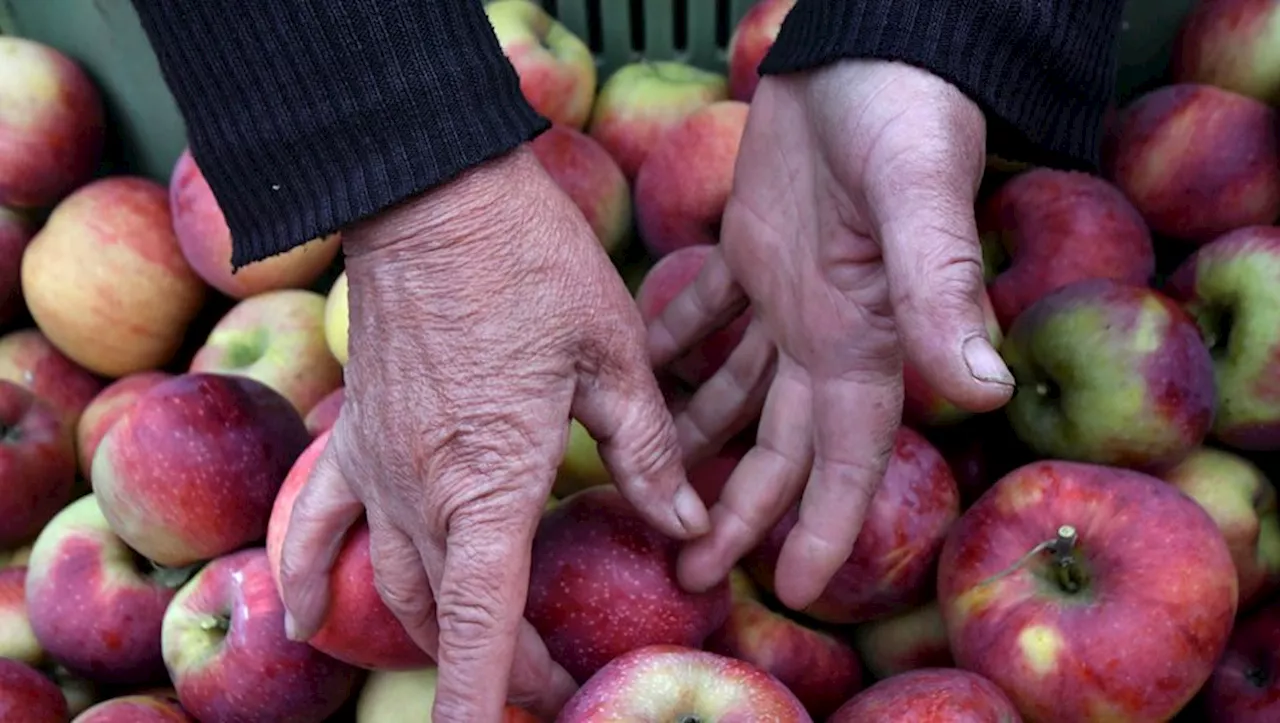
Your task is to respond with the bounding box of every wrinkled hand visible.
[649,60,1016,611]
[275,148,711,721]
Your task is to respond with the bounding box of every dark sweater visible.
[131,0,1124,268]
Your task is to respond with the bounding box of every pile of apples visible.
[3,0,1280,720]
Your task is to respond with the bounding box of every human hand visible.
[273,148,711,721]
[648,60,1015,611]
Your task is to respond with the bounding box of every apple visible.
[169,147,341,299]
[688,436,752,506]
[903,291,1005,426]
[827,668,1022,723]
[92,373,311,567]
[851,601,954,681]
[553,419,611,498]
[0,380,77,549]
[925,412,1032,508]
[0,208,32,327]
[530,124,633,254]
[0,565,41,665]
[937,460,1238,722]
[0,658,68,722]
[72,694,195,722]
[1165,225,1280,451]
[0,37,104,210]
[266,431,433,670]
[634,101,751,257]
[1106,83,1280,245]
[324,271,349,366]
[1204,598,1280,723]
[726,0,798,102]
[586,61,730,180]
[525,486,732,683]
[557,644,812,722]
[999,278,1216,471]
[745,426,960,624]
[305,385,345,438]
[0,327,105,442]
[1171,0,1280,104]
[977,168,1155,330]
[189,288,344,417]
[162,547,360,721]
[75,371,173,480]
[354,666,539,722]
[484,0,596,129]
[634,244,751,386]
[20,176,208,377]
[703,569,862,719]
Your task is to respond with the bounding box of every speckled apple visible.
[0,565,41,665]
[1204,598,1280,723]
[851,600,954,681]
[1171,0,1280,104]
[0,380,77,549]
[0,328,104,443]
[0,658,68,723]
[485,0,596,129]
[75,371,173,480]
[530,124,633,254]
[71,694,196,722]
[726,0,797,102]
[827,668,1022,723]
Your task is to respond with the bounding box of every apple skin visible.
[703,569,863,719]
[188,289,344,417]
[851,600,955,681]
[0,327,105,443]
[1106,83,1280,245]
[530,124,633,254]
[75,371,173,480]
[304,385,345,438]
[162,547,361,722]
[0,658,69,723]
[72,694,196,722]
[977,168,1155,330]
[0,208,33,327]
[92,373,311,567]
[20,176,208,377]
[634,101,751,257]
[485,0,596,129]
[1204,598,1280,723]
[556,644,812,723]
[587,61,729,180]
[265,431,433,670]
[903,292,1004,426]
[169,147,341,299]
[827,668,1022,723]
[937,460,1238,723]
[726,0,798,102]
[1171,0,1280,104]
[324,271,349,366]
[525,486,732,684]
[0,380,77,549]
[0,565,41,665]
[1165,225,1280,451]
[354,666,539,722]
[1161,446,1280,611]
[0,36,105,210]
[745,426,960,625]
[999,278,1216,472]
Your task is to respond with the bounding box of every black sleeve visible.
[131,0,549,268]
[761,0,1125,172]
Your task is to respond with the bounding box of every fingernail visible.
[962,336,1015,388]
[284,611,302,642]
[674,485,710,536]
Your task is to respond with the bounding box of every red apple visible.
[746,426,960,624]
[169,147,341,299]
[0,380,77,549]
[827,668,1022,723]
[703,569,862,719]
[977,168,1155,330]
[851,600,954,681]
[530,124,633,254]
[937,460,1238,722]
[1107,83,1280,244]
[903,291,1004,426]
[0,208,32,327]
[0,658,68,723]
[304,385,344,438]
[188,288,344,417]
[688,436,751,506]
[20,176,208,377]
[1204,598,1280,723]
[587,61,729,180]
[92,373,311,567]
[72,694,195,722]
[75,371,173,480]
[266,431,432,670]
[556,644,812,722]
[162,547,360,721]
[0,565,41,665]
[525,486,732,683]
[726,0,797,102]
[485,0,597,129]
[0,37,104,210]
[634,101,750,257]
[0,327,105,441]
[1171,0,1280,104]
[354,666,539,722]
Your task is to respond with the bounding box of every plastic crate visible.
[0,0,1193,183]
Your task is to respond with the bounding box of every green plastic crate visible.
[0,0,1193,183]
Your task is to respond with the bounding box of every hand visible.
[648,60,1015,611]
[274,147,711,721]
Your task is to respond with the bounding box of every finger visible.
[506,620,577,718]
[366,514,439,658]
[677,361,814,593]
[672,320,777,464]
[646,245,749,370]
[277,433,365,642]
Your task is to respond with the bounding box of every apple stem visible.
[1047,524,1087,594]
[974,524,1080,589]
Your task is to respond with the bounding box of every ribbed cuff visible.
[133,0,549,268]
[760,0,1124,171]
